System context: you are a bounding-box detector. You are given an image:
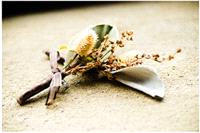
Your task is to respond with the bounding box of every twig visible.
[46,72,62,105]
[17,49,69,106]
[17,72,69,105]
[49,49,59,73]
[17,74,52,105]
[45,50,62,105]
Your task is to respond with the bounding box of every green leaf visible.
[92,24,112,48]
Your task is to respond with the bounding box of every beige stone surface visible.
[2,2,199,131]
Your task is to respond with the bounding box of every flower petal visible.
[111,66,165,99]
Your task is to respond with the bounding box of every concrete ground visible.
[2,2,199,131]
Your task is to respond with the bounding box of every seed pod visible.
[75,30,98,56]
[176,48,182,53]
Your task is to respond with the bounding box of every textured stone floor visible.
[2,2,199,131]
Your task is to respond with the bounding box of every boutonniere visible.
[17,24,181,106]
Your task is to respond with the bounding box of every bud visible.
[75,30,98,56]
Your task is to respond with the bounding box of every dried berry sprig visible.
[75,31,181,80]
[101,49,182,73]
[64,30,181,79]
